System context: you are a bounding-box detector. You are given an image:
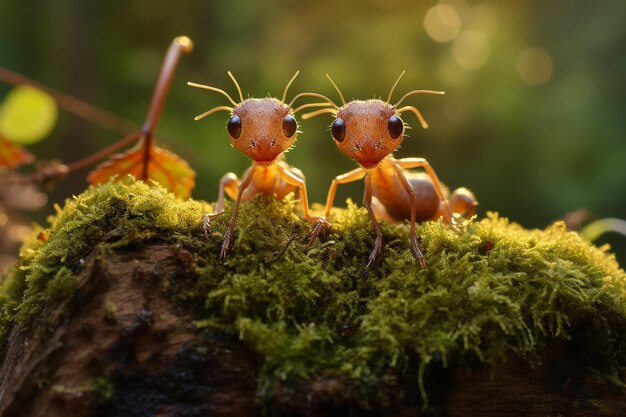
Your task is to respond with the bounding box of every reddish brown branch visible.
[139,36,193,180]
[65,131,142,173]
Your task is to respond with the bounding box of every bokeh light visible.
[423,4,462,43]
[516,47,554,85]
[451,30,490,70]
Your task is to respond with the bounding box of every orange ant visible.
[303,71,474,267]
[188,72,330,260]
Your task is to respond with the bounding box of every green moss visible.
[1,176,625,405]
[0,177,210,341]
[104,299,118,321]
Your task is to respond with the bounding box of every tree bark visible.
[0,240,624,417]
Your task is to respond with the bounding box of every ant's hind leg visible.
[406,172,446,222]
[395,157,453,223]
[393,166,426,267]
[364,176,385,267]
[277,165,330,245]
[203,173,240,238]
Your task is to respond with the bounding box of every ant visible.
[303,71,474,267]
[188,72,330,260]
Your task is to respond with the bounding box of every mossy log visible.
[0,178,625,416]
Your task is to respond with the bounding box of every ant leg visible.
[274,163,302,200]
[203,173,239,238]
[392,165,426,267]
[371,196,396,223]
[363,176,384,267]
[277,166,329,245]
[395,157,453,223]
[324,167,367,217]
[220,166,257,260]
[406,172,446,221]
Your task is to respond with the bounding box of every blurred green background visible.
[1,0,625,259]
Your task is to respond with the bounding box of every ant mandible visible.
[303,71,462,267]
[188,72,330,260]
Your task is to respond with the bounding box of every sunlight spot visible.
[516,48,554,85]
[452,30,490,70]
[424,4,462,43]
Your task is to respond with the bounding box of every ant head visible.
[189,71,312,167]
[333,100,400,169]
[228,98,295,166]
[303,72,444,169]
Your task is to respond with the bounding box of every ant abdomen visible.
[407,173,444,221]
[371,173,442,222]
[372,172,477,223]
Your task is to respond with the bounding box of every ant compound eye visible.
[387,115,403,139]
[227,115,242,139]
[283,114,297,138]
[331,118,346,142]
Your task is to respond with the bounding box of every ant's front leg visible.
[318,167,366,246]
[203,173,239,238]
[220,167,257,260]
[363,176,384,267]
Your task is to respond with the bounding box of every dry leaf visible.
[0,134,34,169]
[87,138,196,198]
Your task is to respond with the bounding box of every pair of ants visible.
[189,71,477,267]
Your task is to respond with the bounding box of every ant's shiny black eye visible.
[227,115,242,139]
[331,118,346,142]
[388,115,403,139]
[283,114,297,138]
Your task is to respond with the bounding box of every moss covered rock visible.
[1,177,625,413]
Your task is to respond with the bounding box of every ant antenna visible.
[301,108,338,120]
[387,70,406,104]
[187,82,239,107]
[227,71,244,103]
[281,71,300,105]
[325,74,346,105]
[288,92,338,109]
[292,102,334,114]
[193,105,233,121]
[393,90,445,108]
[397,106,429,129]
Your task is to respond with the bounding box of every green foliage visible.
[1,177,625,405]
